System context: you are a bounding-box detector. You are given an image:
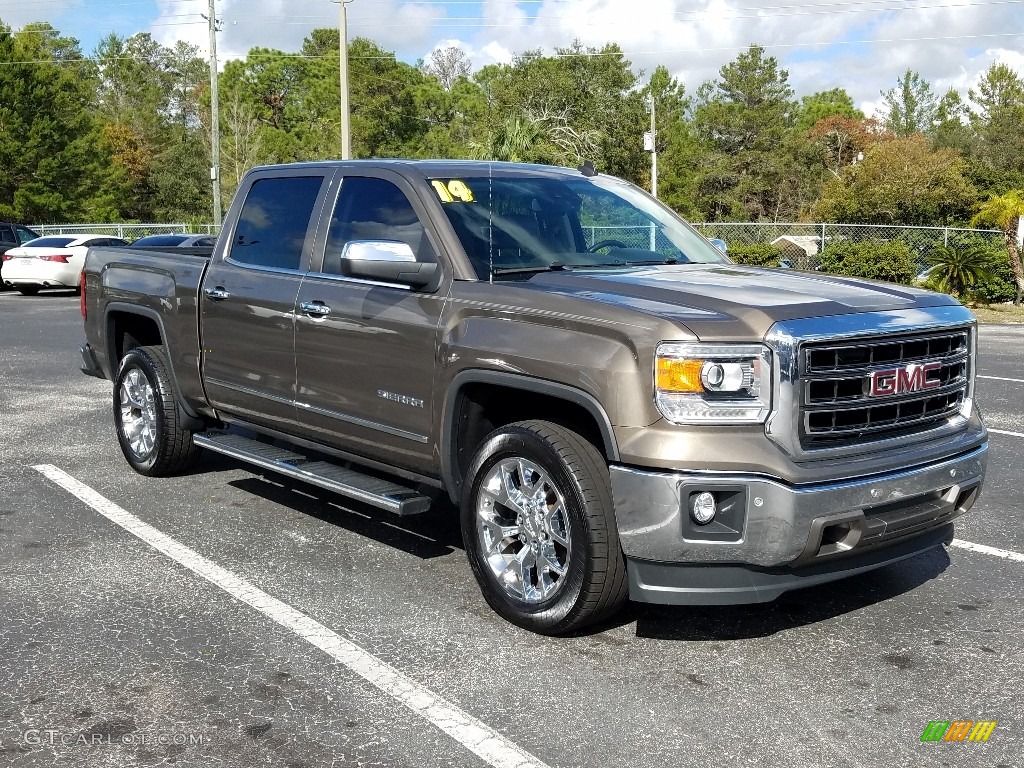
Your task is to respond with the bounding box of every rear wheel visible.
[461,420,628,634]
[16,286,39,296]
[113,345,201,476]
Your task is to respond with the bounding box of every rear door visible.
[292,171,448,474]
[201,169,335,432]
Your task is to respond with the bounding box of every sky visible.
[1,0,1023,116]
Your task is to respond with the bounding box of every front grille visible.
[800,329,970,448]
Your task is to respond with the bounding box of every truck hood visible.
[527,264,960,340]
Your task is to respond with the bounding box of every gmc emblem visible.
[870,362,943,397]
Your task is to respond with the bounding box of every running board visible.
[193,432,433,516]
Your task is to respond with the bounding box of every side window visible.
[16,227,37,244]
[230,176,324,271]
[0,225,15,243]
[323,176,427,275]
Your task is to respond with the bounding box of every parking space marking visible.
[33,464,549,768]
[977,375,1024,383]
[951,539,1024,564]
[988,428,1024,438]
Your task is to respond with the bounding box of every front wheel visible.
[113,345,201,476]
[461,420,628,634]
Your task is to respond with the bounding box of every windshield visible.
[430,172,729,279]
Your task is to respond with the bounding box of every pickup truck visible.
[81,160,988,634]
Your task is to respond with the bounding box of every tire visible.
[461,420,628,634]
[113,345,201,476]
[17,286,39,296]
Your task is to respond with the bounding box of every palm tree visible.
[925,245,998,301]
[972,190,1024,305]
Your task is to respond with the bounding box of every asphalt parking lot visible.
[1,291,1021,768]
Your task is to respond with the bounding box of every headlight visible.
[655,343,772,424]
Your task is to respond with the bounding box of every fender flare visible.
[440,369,619,501]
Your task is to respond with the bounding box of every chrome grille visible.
[800,329,970,447]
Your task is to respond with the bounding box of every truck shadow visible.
[620,547,951,641]
[226,472,464,561]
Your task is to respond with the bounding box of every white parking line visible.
[988,428,1024,438]
[33,464,549,768]
[950,539,1024,564]
[977,375,1024,384]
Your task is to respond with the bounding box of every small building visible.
[771,235,822,269]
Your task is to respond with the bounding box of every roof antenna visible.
[578,160,597,177]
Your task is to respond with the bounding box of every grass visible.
[966,303,1024,324]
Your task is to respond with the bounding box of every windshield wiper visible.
[491,262,567,277]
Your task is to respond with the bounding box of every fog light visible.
[691,492,717,525]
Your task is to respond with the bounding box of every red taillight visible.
[80,271,87,319]
[40,253,71,263]
[1,254,13,261]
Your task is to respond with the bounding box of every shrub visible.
[818,240,916,283]
[727,243,786,267]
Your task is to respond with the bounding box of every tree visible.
[932,89,975,155]
[476,42,646,179]
[793,87,862,134]
[692,45,797,220]
[644,65,700,215]
[878,69,937,137]
[0,23,108,222]
[924,245,998,299]
[971,191,1024,304]
[422,46,471,91]
[808,116,888,179]
[813,134,976,225]
[968,64,1024,191]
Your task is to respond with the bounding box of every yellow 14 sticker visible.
[432,179,475,203]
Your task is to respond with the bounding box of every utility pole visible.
[205,0,222,227]
[648,95,657,199]
[338,0,353,159]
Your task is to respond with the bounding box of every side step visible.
[192,432,433,516]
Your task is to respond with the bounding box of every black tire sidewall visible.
[113,349,167,474]
[461,426,595,631]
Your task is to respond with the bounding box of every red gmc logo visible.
[870,362,943,397]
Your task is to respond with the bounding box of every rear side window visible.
[230,176,324,271]
[16,226,39,244]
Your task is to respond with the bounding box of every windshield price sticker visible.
[432,179,475,203]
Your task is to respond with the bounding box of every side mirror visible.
[340,240,439,289]
[709,238,728,254]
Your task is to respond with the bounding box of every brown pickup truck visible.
[80,160,988,634]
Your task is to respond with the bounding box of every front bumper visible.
[610,443,986,605]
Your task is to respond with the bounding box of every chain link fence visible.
[29,223,222,240]
[691,222,1004,272]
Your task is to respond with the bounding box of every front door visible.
[293,173,447,475]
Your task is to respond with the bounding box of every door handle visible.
[203,286,230,301]
[300,301,332,318]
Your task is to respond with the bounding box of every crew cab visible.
[80,160,987,633]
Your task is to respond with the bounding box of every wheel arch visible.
[441,370,619,503]
[104,304,204,428]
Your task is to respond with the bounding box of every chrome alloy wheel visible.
[119,368,157,458]
[476,457,572,603]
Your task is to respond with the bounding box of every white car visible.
[1,235,128,295]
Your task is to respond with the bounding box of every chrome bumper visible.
[610,443,986,603]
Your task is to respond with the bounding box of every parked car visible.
[0,222,41,291]
[2,235,128,295]
[130,233,217,248]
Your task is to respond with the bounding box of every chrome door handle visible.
[203,286,230,301]
[300,301,331,317]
